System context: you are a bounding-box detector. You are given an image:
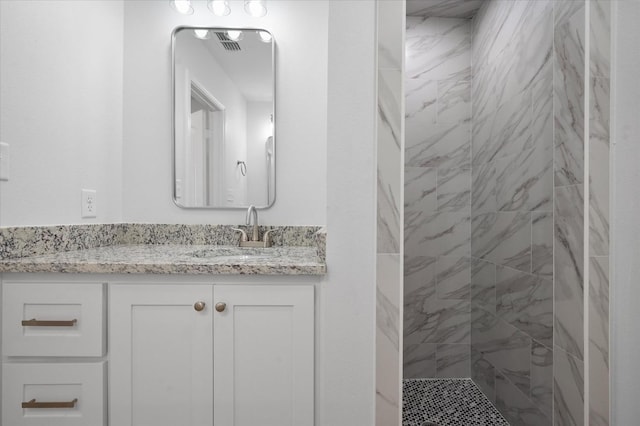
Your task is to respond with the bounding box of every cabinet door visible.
[213,285,314,426]
[110,285,213,426]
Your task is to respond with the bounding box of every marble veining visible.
[589,76,610,257]
[470,2,560,424]
[531,212,553,279]
[378,68,402,255]
[554,3,585,188]
[377,255,402,425]
[472,347,497,403]
[404,16,472,380]
[376,4,403,424]
[406,211,470,259]
[471,212,531,272]
[406,32,471,81]
[404,343,437,379]
[496,266,553,347]
[407,297,470,346]
[554,347,585,426]
[471,258,496,314]
[530,341,553,419]
[589,257,609,426]
[406,122,471,169]
[437,79,471,124]
[494,146,553,213]
[406,78,437,125]
[436,256,470,300]
[495,369,549,426]
[472,305,532,396]
[437,168,471,211]
[436,343,470,378]
[405,167,437,213]
[588,1,611,424]
[554,185,585,360]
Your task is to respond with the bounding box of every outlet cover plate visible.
[81,189,97,218]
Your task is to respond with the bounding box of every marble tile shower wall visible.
[588,1,611,425]
[404,16,472,380]
[376,1,404,425]
[470,1,555,425]
[553,2,587,426]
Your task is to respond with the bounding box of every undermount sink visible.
[185,247,276,259]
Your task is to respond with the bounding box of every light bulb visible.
[244,0,267,17]
[208,0,230,17]
[257,30,272,43]
[227,30,243,41]
[170,0,193,15]
[193,29,210,39]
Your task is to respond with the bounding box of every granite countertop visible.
[0,244,326,275]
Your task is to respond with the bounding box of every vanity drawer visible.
[2,283,106,357]
[2,362,106,426]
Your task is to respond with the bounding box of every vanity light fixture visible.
[244,0,267,17]
[170,0,194,15]
[208,0,231,17]
[227,30,243,41]
[193,29,211,39]
[257,30,272,43]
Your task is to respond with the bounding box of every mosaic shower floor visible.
[403,379,510,426]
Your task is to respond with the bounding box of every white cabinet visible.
[1,282,107,426]
[213,285,315,426]
[109,283,315,426]
[2,362,106,426]
[109,285,214,426]
[2,277,316,426]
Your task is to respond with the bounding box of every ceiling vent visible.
[215,32,241,51]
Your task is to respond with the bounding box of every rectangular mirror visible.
[173,27,275,209]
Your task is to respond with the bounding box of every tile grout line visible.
[584,0,591,424]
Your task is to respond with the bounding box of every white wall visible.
[611,0,640,423]
[122,0,327,225]
[0,0,124,226]
[321,1,377,424]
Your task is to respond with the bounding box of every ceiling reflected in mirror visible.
[406,0,484,18]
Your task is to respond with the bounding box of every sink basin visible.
[185,247,276,260]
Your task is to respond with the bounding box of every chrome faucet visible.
[246,205,259,242]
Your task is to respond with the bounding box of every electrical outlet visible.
[0,142,9,181]
[81,189,97,218]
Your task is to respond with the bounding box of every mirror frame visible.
[171,26,277,210]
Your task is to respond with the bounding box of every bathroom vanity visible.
[0,227,325,426]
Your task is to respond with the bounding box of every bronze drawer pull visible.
[21,319,78,327]
[22,398,78,409]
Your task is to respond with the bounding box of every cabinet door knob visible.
[215,302,227,312]
[194,301,206,312]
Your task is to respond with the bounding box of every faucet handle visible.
[262,228,280,247]
[231,228,248,242]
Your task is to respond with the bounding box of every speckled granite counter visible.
[0,244,326,275]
